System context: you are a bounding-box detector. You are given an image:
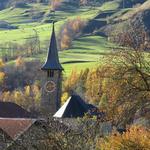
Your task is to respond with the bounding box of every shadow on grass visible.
[75,36,105,45]
[71,46,92,51]
[62,60,96,64]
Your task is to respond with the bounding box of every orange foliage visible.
[51,0,62,11]
[16,56,25,67]
[97,126,150,150]
[0,83,41,111]
[0,59,5,68]
[61,92,69,105]
[0,72,5,84]
[60,34,71,50]
[64,69,79,91]
[59,17,86,50]
[63,53,150,125]
[80,0,88,6]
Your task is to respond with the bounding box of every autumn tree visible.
[0,82,41,112]
[105,25,150,126]
[0,59,5,86]
[58,17,86,50]
[111,20,150,51]
[51,0,62,11]
[80,0,88,6]
[15,56,25,67]
[63,47,150,127]
[97,125,150,150]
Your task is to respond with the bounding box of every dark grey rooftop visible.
[0,102,33,118]
[41,22,63,70]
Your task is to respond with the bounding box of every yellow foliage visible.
[97,126,150,150]
[32,84,41,105]
[24,85,31,97]
[85,69,102,104]
[13,91,23,104]
[61,41,70,50]
[0,59,4,67]
[62,27,68,34]
[51,0,62,11]
[61,34,71,50]
[60,17,86,50]
[61,92,69,105]
[0,72,5,83]
[16,56,24,67]
[0,82,41,110]
[80,0,88,5]
[1,91,11,102]
[64,69,79,90]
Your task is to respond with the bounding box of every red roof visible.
[0,118,36,140]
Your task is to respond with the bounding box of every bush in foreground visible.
[96,126,150,150]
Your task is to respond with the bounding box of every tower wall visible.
[41,70,62,117]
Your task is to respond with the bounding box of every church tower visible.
[41,22,63,116]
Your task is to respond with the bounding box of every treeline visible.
[62,49,150,127]
[0,57,42,111]
[0,57,42,91]
[0,36,43,62]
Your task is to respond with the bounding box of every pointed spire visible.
[41,22,63,70]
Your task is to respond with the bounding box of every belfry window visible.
[47,70,54,77]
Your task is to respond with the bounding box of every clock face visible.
[44,81,56,93]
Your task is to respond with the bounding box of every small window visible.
[47,70,54,77]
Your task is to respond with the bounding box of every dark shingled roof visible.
[41,22,63,70]
[0,102,33,118]
[53,95,90,118]
[54,95,105,119]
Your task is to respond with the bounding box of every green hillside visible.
[0,0,149,76]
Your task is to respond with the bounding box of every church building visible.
[40,22,100,119]
[41,22,63,117]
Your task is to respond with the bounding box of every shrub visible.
[97,126,150,150]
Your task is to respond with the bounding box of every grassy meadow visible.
[0,1,121,76]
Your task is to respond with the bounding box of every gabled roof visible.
[0,118,36,140]
[41,22,63,70]
[0,102,33,118]
[53,95,89,118]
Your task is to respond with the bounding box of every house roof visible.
[0,118,36,140]
[0,102,33,118]
[53,95,90,118]
[41,22,63,70]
